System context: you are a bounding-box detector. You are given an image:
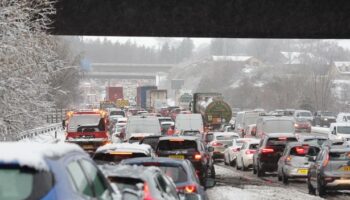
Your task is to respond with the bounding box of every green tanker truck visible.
[191,93,232,129]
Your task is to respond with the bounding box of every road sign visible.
[116,99,129,108]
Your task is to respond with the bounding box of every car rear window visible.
[267,137,297,146]
[157,140,197,151]
[249,144,259,149]
[93,152,148,164]
[216,135,237,140]
[108,177,143,191]
[159,166,187,183]
[0,165,54,200]
[140,137,160,150]
[110,111,125,117]
[329,151,350,161]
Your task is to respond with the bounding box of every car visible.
[256,116,295,138]
[336,112,350,123]
[207,132,240,160]
[253,133,298,177]
[313,111,336,127]
[277,142,321,184]
[139,135,163,150]
[121,157,214,200]
[223,138,253,166]
[179,129,201,137]
[236,139,260,171]
[308,145,350,196]
[0,142,118,200]
[294,110,313,123]
[243,124,257,138]
[109,108,126,121]
[102,164,181,200]
[156,136,215,185]
[125,115,161,142]
[234,111,260,137]
[298,135,328,146]
[93,143,154,165]
[161,121,175,135]
[294,118,312,133]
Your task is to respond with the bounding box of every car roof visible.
[265,133,296,138]
[121,157,188,166]
[0,142,85,171]
[102,164,160,180]
[260,116,295,121]
[295,110,311,113]
[95,143,152,154]
[159,136,199,141]
[211,132,239,137]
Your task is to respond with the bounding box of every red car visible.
[294,119,311,133]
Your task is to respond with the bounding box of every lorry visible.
[65,110,111,153]
[146,89,167,112]
[136,86,157,109]
[106,86,123,102]
[191,93,232,130]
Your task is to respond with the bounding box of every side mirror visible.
[207,146,214,152]
[308,156,316,162]
[205,178,216,189]
[332,130,336,135]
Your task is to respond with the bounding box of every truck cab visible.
[329,122,350,141]
[65,110,111,153]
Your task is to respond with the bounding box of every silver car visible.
[277,142,320,184]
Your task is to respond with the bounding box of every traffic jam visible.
[2,87,350,200]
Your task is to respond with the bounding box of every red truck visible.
[106,86,123,102]
[65,110,111,153]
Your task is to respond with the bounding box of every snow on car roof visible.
[102,164,160,179]
[96,143,152,154]
[0,142,85,171]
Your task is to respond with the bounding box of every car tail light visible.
[323,153,329,167]
[194,154,202,160]
[285,156,292,165]
[296,147,305,155]
[261,148,274,154]
[212,142,223,146]
[245,149,256,154]
[177,185,197,194]
[144,183,154,200]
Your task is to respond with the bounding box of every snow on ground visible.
[207,185,323,200]
[20,126,65,143]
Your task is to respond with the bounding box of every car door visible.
[309,149,324,186]
[278,146,289,174]
[155,173,179,200]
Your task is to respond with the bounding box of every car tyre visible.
[210,165,216,178]
[242,158,247,171]
[230,158,236,167]
[317,177,326,197]
[277,171,282,181]
[253,165,257,174]
[257,163,264,177]
[236,160,241,170]
[282,170,289,185]
[308,178,316,195]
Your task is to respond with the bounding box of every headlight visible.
[324,118,328,121]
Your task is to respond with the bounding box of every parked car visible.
[156,136,215,185]
[277,142,320,184]
[139,135,162,150]
[0,142,118,200]
[102,164,181,200]
[223,138,253,166]
[294,118,312,133]
[236,139,260,171]
[313,111,336,127]
[308,145,350,196]
[207,132,240,160]
[93,143,154,165]
[294,110,313,123]
[256,116,295,138]
[253,133,298,177]
[121,157,214,200]
[336,112,350,123]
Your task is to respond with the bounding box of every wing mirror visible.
[207,146,214,152]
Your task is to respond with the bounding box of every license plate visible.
[342,166,350,171]
[169,155,184,159]
[83,145,94,149]
[297,169,308,175]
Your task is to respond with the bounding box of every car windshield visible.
[303,138,327,145]
[216,135,237,140]
[93,152,148,164]
[110,111,125,117]
[299,112,311,117]
[68,115,104,132]
[329,151,350,161]
[337,126,350,134]
[140,137,160,150]
[0,165,53,200]
[249,143,259,149]
[159,166,187,183]
[182,131,200,136]
[157,140,197,151]
[263,120,294,133]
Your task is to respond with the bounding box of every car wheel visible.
[277,170,282,181]
[236,160,241,170]
[257,163,264,177]
[210,165,216,178]
[242,158,247,171]
[317,177,326,197]
[282,170,289,184]
[230,158,236,167]
[253,164,257,174]
[308,178,316,195]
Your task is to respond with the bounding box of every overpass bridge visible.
[84,63,174,80]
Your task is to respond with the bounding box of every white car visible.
[236,139,260,171]
[208,132,239,160]
[223,138,253,166]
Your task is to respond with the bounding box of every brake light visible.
[278,137,287,140]
[245,150,256,154]
[323,153,329,167]
[185,185,197,193]
[212,142,223,146]
[261,148,274,153]
[296,147,305,155]
[143,183,154,200]
[194,154,202,160]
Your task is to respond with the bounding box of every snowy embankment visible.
[20,124,65,143]
[208,165,323,200]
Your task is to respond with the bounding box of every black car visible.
[308,145,350,196]
[139,135,162,150]
[253,133,297,177]
[156,136,215,185]
[313,111,336,127]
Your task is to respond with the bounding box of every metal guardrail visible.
[16,123,63,141]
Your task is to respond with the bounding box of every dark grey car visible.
[308,145,350,196]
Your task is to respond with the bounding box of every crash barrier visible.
[311,127,330,135]
[46,108,69,124]
[16,123,62,141]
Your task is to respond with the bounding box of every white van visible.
[256,116,295,138]
[125,116,161,141]
[336,112,350,123]
[329,122,350,141]
[234,111,260,136]
[175,114,204,133]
